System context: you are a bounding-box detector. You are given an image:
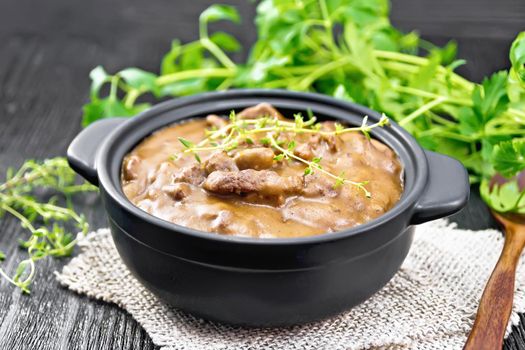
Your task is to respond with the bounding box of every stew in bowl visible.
[121,103,403,238]
[67,89,469,326]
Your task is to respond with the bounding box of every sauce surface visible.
[121,104,403,238]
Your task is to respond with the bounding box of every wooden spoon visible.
[464,211,525,350]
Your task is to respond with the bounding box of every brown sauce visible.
[121,104,403,238]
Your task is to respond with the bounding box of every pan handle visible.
[67,118,127,186]
[411,150,470,224]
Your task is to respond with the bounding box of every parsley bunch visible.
[83,1,524,209]
[3,0,523,294]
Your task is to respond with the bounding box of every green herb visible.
[0,158,96,293]
[81,0,525,212]
[178,137,194,149]
[273,154,285,162]
[268,133,370,197]
[174,113,386,196]
[260,137,270,146]
[492,139,525,178]
[480,179,525,214]
[480,139,525,214]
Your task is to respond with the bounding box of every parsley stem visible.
[262,78,299,89]
[399,97,447,126]
[379,60,472,91]
[392,85,472,107]
[109,76,119,101]
[124,89,141,109]
[374,50,473,90]
[216,77,234,91]
[417,129,474,142]
[156,68,235,86]
[511,189,525,211]
[486,129,525,136]
[297,56,353,89]
[510,108,525,119]
[200,37,237,69]
[270,65,322,75]
[196,8,237,69]
[426,111,457,126]
[318,0,339,56]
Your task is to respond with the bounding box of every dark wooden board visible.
[0,0,523,349]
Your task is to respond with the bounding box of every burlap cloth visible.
[56,220,525,349]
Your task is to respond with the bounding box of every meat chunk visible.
[234,148,275,170]
[319,122,339,151]
[293,142,314,161]
[322,134,338,152]
[172,164,206,185]
[162,183,192,201]
[206,114,228,129]
[203,170,302,196]
[148,161,176,186]
[282,201,350,232]
[122,155,141,181]
[293,133,339,161]
[302,173,339,197]
[238,103,284,120]
[203,151,238,174]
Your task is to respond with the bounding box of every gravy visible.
[121,104,403,238]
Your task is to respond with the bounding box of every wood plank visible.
[0,0,523,349]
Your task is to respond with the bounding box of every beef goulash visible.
[121,104,403,238]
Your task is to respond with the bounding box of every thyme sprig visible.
[176,112,390,197]
[267,134,371,197]
[0,158,96,293]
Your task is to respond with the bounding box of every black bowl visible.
[67,89,469,326]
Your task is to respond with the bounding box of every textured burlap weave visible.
[56,220,525,349]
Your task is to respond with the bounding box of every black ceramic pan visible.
[67,89,469,326]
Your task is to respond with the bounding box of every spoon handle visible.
[464,223,525,350]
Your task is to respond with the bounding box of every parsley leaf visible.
[492,139,525,178]
[459,71,510,135]
[510,32,525,87]
[199,4,240,25]
[480,178,525,214]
